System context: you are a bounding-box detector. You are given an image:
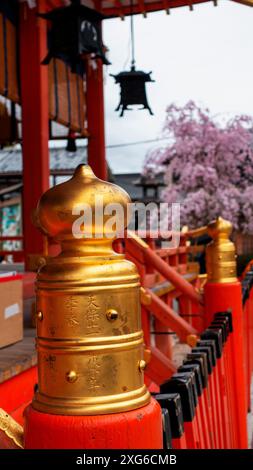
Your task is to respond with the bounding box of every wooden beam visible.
[86,57,107,180]
[103,0,212,17]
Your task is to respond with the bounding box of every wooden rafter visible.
[138,0,147,17]
[162,0,171,14]
[113,0,125,19]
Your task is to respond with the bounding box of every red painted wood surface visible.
[247,290,253,410]
[19,1,50,268]
[124,233,201,386]
[198,394,211,448]
[0,366,37,414]
[204,281,248,449]
[184,418,201,449]
[24,398,163,449]
[11,400,31,426]
[46,0,213,18]
[23,273,36,299]
[145,345,176,385]
[172,434,187,449]
[146,288,197,342]
[126,233,202,305]
[86,58,107,180]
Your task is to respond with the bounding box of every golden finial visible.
[36,164,131,240]
[206,217,237,283]
[33,165,150,415]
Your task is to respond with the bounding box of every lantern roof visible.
[40,1,104,21]
[41,1,252,19]
[111,68,154,82]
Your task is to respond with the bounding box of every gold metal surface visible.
[106,308,119,321]
[198,274,207,291]
[66,370,78,383]
[27,253,47,272]
[0,409,24,449]
[140,287,152,306]
[206,217,237,283]
[37,311,43,321]
[186,334,199,348]
[144,348,152,364]
[138,360,147,372]
[33,165,150,415]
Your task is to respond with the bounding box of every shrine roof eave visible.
[44,0,251,20]
[99,0,212,18]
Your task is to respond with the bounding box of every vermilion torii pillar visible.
[19,1,50,269]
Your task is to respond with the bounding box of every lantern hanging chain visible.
[130,0,135,70]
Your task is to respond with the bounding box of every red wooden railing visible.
[115,229,251,449]
[114,230,205,386]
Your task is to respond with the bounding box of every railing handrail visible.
[127,230,202,305]
[184,225,208,239]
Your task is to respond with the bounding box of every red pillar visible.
[19,1,50,269]
[86,57,107,180]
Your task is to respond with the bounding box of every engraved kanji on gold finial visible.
[206,217,237,283]
[33,164,150,415]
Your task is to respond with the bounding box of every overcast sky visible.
[102,0,253,174]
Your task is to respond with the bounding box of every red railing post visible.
[241,269,253,412]
[204,218,248,448]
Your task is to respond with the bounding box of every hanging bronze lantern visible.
[111,1,154,117]
[39,0,109,70]
[111,66,154,117]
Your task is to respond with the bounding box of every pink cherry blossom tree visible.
[143,101,253,233]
